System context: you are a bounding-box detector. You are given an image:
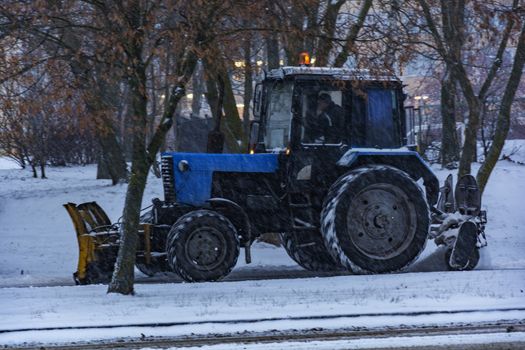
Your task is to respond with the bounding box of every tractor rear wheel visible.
[166,209,240,282]
[280,232,343,271]
[321,165,429,273]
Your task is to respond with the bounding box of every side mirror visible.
[248,121,260,153]
[253,83,263,119]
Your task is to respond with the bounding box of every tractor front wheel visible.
[166,210,240,282]
[321,165,429,274]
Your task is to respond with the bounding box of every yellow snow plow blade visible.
[63,202,119,285]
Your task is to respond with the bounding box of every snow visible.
[0,270,524,345]
[1,140,525,346]
[267,67,398,82]
[337,147,413,166]
[0,157,20,170]
[493,138,525,161]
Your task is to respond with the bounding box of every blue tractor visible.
[66,66,487,284]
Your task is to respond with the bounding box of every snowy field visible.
[0,141,524,347]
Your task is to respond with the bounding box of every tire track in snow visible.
[2,306,524,334]
[5,320,525,349]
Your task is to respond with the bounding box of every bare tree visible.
[477,19,525,193]
[0,1,130,183]
[416,0,522,179]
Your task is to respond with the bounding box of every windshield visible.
[264,81,293,149]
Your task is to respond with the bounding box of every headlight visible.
[178,160,190,172]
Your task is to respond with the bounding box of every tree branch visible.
[333,0,373,67]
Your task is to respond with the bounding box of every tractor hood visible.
[161,152,279,206]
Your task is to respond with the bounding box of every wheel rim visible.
[346,183,417,260]
[184,226,227,271]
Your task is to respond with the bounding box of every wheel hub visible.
[185,227,227,270]
[347,183,417,260]
[363,205,391,238]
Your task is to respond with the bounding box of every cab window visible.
[299,82,349,145]
[264,82,293,150]
[352,87,400,148]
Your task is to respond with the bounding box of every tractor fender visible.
[336,149,439,205]
[207,198,252,246]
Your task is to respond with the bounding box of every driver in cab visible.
[305,93,345,144]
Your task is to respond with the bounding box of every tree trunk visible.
[417,0,516,179]
[149,64,157,145]
[476,21,525,194]
[440,69,460,166]
[283,3,305,65]
[191,61,203,118]
[207,74,226,154]
[107,59,149,295]
[315,0,345,67]
[221,67,245,149]
[204,74,236,153]
[95,120,128,185]
[204,70,220,127]
[31,163,37,178]
[108,157,148,294]
[480,105,492,160]
[303,1,320,56]
[242,38,253,137]
[96,155,111,180]
[266,33,280,70]
[108,49,198,295]
[203,55,244,152]
[457,93,481,177]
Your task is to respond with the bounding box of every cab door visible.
[286,79,351,193]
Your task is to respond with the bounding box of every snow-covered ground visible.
[1,141,524,347]
[1,270,524,346]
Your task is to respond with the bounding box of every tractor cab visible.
[250,67,407,154]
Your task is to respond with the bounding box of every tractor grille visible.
[161,155,176,203]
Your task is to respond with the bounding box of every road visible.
[5,321,525,349]
[2,269,524,349]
